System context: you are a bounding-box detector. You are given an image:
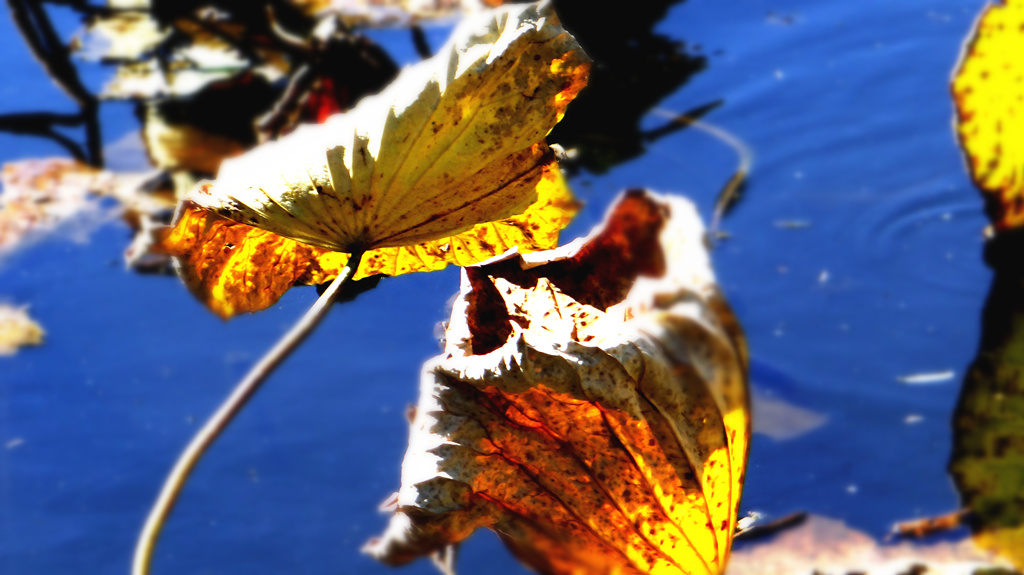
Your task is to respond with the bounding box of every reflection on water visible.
[751,389,826,442]
[842,176,985,295]
[749,359,827,442]
[948,232,1024,568]
[939,0,1024,568]
[548,0,709,174]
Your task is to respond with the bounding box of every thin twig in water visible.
[411,25,432,60]
[642,100,722,141]
[890,508,973,540]
[8,0,92,105]
[0,111,88,159]
[650,107,753,239]
[0,112,88,161]
[7,0,102,164]
[734,512,807,542]
[266,3,313,56]
[132,251,365,575]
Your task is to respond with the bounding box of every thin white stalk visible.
[133,252,364,575]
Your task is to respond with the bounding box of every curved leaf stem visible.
[133,251,364,575]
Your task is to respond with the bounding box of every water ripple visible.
[842,176,988,295]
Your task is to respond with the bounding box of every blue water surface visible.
[0,1,993,573]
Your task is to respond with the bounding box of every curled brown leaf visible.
[366,190,749,575]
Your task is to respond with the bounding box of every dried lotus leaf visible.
[185,0,588,253]
[366,190,749,575]
[157,165,575,318]
[157,1,586,317]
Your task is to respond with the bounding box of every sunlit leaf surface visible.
[188,2,587,253]
[952,0,1024,230]
[158,166,574,318]
[158,1,587,317]
[366,191,749,575]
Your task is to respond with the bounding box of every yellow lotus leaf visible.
[365,190,750,575]
[158,0,587,317]
[157,164,574,318]
[952,0,1024,230]
[188,1,586,253]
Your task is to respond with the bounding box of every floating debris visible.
[0,305,44,356]
[773,219,812,229]
[897,370,956,385]
[765,12,798,26]
[734,512,807,542]
[0,158,158,261]
[737,511,765,532]
[730,513,1005,575]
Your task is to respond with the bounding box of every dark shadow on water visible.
[546,0,712,174]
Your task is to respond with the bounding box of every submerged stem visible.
[133,251,364,575]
